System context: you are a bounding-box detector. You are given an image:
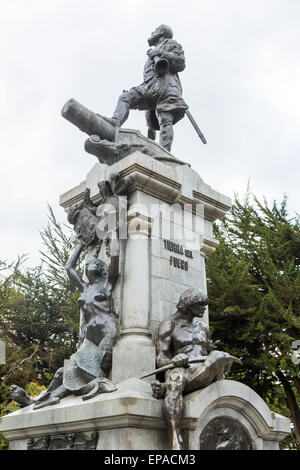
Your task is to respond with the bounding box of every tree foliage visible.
[0,207,83,449]
[206,193,300,449]
[1,196,300,450]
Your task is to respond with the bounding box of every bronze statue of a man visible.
[107,24,188,151]
[152,288,242,450]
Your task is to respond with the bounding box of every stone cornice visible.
[59,153,231,231]
[193,190,231,212]
[0,381,166,440]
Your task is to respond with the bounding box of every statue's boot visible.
[157,112,174,151]
[108,96,130,128]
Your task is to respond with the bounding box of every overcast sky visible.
[0,0,299,266]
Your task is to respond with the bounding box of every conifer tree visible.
[207,193,300,448]
[0,207,83,449]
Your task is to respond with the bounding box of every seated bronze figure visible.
[152,288,242,450]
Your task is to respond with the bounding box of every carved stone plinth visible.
[0,379,290,450]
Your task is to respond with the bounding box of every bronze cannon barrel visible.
[61,98,115,142]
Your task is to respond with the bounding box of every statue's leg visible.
[110,88,145,128]
[33,367,71,410]
[145,109,160,141]
[33,385,70,410]
[163,368,187,450]
[157,111,174,151]
[185,351,228,393]
[10,367,67,408]
[44,367,64,393]
[110,93,130,127]
[205,351,228,381]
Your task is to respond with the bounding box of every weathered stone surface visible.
[0,379,290,450]
[0,378,167,450]
[59,149,231,384]
[112,334,156,384]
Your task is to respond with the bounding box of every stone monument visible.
[0,25,290,450]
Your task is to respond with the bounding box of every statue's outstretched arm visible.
[66,241,85,292]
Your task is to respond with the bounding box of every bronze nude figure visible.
[151,288,242,450]
[10,239,120,409]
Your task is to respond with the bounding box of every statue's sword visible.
[185,109,207,145]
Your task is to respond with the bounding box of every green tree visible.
[0,207,83,449]
[206,193,300,448]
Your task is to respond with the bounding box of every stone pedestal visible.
[58,131,232,382]
[0,379,290,450]
[0,130,291,450]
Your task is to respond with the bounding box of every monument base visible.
[2,132,290,451]
[183,380,290,450]
[0,379,290,450]
[112,333,156,384]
